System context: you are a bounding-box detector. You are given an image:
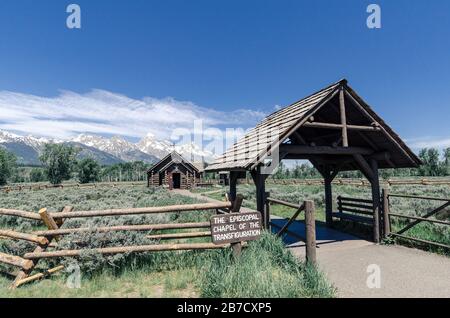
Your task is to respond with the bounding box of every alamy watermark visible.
[367,4,381,29]
[366,264,381,289]
[66,4,81,29]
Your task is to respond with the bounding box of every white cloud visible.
[407,136,450,150]
[0,89,266,141]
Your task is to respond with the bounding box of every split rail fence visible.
[382,189,450,250]
[265,197,317,264]
[0,197,245,289]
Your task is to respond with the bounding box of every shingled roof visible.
[205,79,421,172]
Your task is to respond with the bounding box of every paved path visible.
[273,218,450,298]
[178,190,450,298]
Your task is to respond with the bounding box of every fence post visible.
[304,200,316,265]
[382,188,390,238]
[264,191,270,229]
[231,194,244,258]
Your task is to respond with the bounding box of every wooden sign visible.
[210,211,262,245]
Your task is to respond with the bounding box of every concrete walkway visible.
[274,218,450,298]
[178,190,450,298]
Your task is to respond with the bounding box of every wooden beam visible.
[34,222,211,237]
[0,230,48,245]
[251,167,268,228]
[146,231,211,240]
[324,167,334,227]
[370,159,381,243]
[24,243,229,259]
[353,154,375,181]
[339,88,349,147]
[46,202,233,219]
[14,265,65,288]
[303,122,381,132]
[0,252,33,270]
[304,201,317,265]
[279,145,374,156]
[344,89,418,166]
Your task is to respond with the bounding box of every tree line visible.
[1,145,450,186]
[0,144,152,186]
[270,147,450,180]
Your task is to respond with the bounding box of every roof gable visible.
[148,151,200,174]
[205,79,420,172]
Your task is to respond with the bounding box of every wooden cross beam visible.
[279,144,374,156]
[303,122,381,132]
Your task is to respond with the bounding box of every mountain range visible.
[0,130,214,166]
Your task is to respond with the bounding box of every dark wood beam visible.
[303,122,381,132]
[370,159,381,243]
[280,144,374,156]
[353,154,374,181]
[250,167,269,229]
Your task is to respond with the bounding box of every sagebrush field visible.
[0,184,335,298]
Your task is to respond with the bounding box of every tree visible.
[30,168,46,182]
[39,144,78,184]
[0,148,17,185]
[418,148,445,176]
[443,148,450,176]
[78,158,101,184]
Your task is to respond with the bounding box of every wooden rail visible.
[267,197,316,264]
[0,202,233,221]
[3,177,450,193]
[382,189,450,250]
[33,222,211,237]
[0,181,147,193]
[0,194,247,288]
[241,177,450,187]
[23,243,229,259]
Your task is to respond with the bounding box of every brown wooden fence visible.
[382,189,450,250]
[3,177,450,193]
[0,197,245,289]
[266,197,317,265]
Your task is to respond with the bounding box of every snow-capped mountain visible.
[0,131,52,150]
[137,133,174,159]
[137,133,216,162]
[0,129,216,166]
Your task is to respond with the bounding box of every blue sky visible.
[0,0,450,150]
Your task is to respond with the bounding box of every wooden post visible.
[339,87,349,147]
[304,200,316,265]
[370,159,381,243]
[324,167,333,227]
[251,167,268,229]
[231,193,244,257]
[10,207,62,289]
[229,171,238,202]
[39,208,59,234]
[382,188,391,238]
[264,191,271,230]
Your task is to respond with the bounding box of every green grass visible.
[0,233,335,298]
